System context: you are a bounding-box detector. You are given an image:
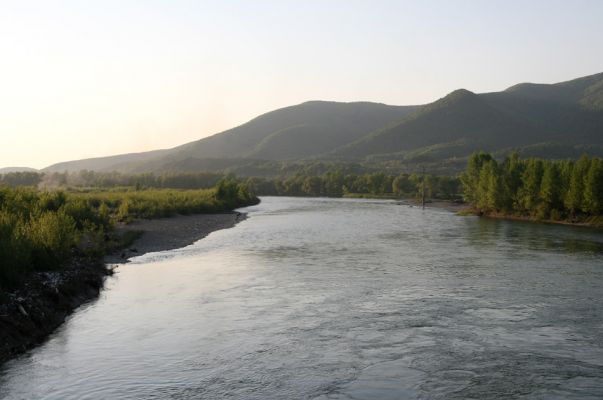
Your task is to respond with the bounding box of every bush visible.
[27,211,77,269]
[0,184,258,291]
[0,212,31,286]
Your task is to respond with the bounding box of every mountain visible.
[43,149,172,173]
[504,71,603,110]
[44,101,417,173]
[333,72,603,162]
[172,101,418,161]
[0,167,39,174]
[332,89,533,158]
[43,72,603,174]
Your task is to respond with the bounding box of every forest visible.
[0,180,257,290]
[461,152,603,221]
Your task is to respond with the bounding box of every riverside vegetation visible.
[1,169,462,200]
[1,152,601,364]
[461,152,603,225]
[0,180,258,292]
[2,150,602,293]
[244,172,460,199]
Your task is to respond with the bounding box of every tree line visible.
[461,152,603,220]
[0,172,43,187]
[1,170,462,200]
[0,170,227,190]
[244,172,461,200]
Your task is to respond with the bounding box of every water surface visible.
[2,197,603,399]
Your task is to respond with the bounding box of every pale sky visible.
[1,0,602,169]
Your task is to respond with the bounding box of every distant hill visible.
[504,71,603,110]
[0,167,39,174]
[43,72,603,174]
[333,73,603,162]
[332,89,532,158]
[43,149,172,173]
[173,101,418,161]
[44,101,417,173]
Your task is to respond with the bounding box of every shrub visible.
[0,184,258,291]
[27,211,77,270]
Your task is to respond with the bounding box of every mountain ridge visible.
[0,167,39,174]
[43,72,603,174]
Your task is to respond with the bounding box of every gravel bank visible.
[0,211,247,364]
[105,211,245,263]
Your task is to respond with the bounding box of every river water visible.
[1,197,603,399]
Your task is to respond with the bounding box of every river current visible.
[1,197,603,399]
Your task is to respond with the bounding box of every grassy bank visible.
[0,180,258,291]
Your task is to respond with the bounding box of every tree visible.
[475,160,500,212]
[462,152,603,220]
[323,171,344,197]
[539,162,561,218]
[500,152,523,212]
[392,174,414,196]
[302,176,322,196]
[583,158,603,214]
[558,160,573,207]
[461,152,493,203]
[518,158,543,214]
[565,155,590,215]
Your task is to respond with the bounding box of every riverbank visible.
[0,211,247,364]
[340,192,467,213]
[105,211,245,263]
[403,198,603,228]
[421,200,468,213]
[463,209,603,229]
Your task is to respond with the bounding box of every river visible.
[1,197,603,399]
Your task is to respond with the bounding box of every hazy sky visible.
[1,0,602,169]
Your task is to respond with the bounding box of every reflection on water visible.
[468,217,603,255]
[1,197,602,399]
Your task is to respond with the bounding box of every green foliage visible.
[244,172,461,200]
[499,152,523,211]
[462,152,603,221]
[0,183,258,291]
[564,156,590,214]
[583,158,603,214]
[73,185,258,222]
[484,161,503,211]
[460,152,494,204]
[40,170,225,190]
[539,162,562,218]
[0,211,31,286]
[518,158,544,212]
[27,211,77,269]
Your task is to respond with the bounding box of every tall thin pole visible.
[421,166,426,210]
